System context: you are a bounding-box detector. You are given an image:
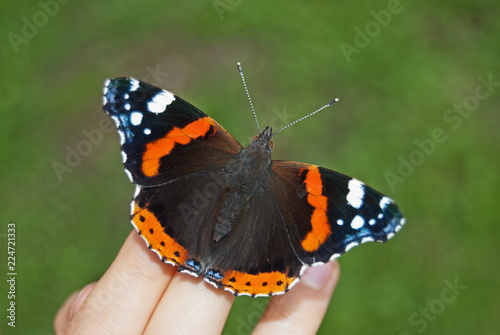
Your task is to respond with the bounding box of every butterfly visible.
[102,67,404,297]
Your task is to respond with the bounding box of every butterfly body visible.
[103,77,405,297]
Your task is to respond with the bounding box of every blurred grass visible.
[1,0,499,334]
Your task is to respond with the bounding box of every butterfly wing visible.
[131,171,304,297]
[103,77,405,297]
[270,161,405,266]
[103,78,251,283]
[103,78,242,187]
[130,169,232,269]
[200,181,305,297]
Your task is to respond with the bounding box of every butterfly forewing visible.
[103,78,242,187]
[270,161,404,266]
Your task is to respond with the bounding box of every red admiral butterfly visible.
[103,67,404,297]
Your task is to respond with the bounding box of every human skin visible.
[54,231,340,335]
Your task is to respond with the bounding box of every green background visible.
[1,0,499,334]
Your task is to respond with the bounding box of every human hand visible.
[54,231,340,334]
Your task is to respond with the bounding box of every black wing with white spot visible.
[270,161,405,266]
[103,78,242,187]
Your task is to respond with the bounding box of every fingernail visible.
[69,282,96,319]
[301,262,338,290]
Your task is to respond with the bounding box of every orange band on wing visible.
[132,203,188,265]
[301,166,331,252]
[141,117,213,177]
[219,269,296,296]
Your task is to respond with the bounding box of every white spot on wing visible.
[133,185,141,198]
[117,130,125,145]
[179,269,200,278]
[310,261,326,267]
[369,218,376,226]
[329,253,342,261]
[124,103,131,110]
[143,128,151,135]
[130,199,136,217]
[204,279,221,291]
[255,293,272,297]
[130,212,139,230]
[150,247,165,263]
[124,169,133,182]
[130,112,143,126]
[361,236,374,243]
[121,151,127,163]
[162,258,176,267]
[345,242,359,252]
[103,79,110,94]
[378,213,384,219]
[148,90,175,114]
[350,215,365,229]
[287,275,302,293]
[102,95,107,105]
[337,219,344,226]
[379,196,392,210]
[110,116,120,128]
[347,179,364,209]
[129,78,140,91]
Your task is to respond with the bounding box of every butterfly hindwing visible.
[131,161,303,297]
[201,179,304,297]
[131,167,231,269]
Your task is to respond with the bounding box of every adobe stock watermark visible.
[51,64,170,183]
[7,0,72,54]
[222,287,294,334]
[73,266,136,325]
[6,222,17,328]
[213,0,245,21]
[223,298,268,335]
[52,118,115,183]
[143,64,170,87]
[399,277,467,334]
[339,0,404,64]
[385,73,499,191]
[244,106,296,144]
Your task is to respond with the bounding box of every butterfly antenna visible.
[237,62,260,133]
[272,98,339,136]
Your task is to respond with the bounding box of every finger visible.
[54,282,96,334]
[66,230,177,334]
[253,261,340,335]
[145,272,235,335]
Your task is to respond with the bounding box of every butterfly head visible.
[250,126,274,153]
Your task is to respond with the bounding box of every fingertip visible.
[253,261,341,335]
[301,261,340,291]
[144,271,235,334]
[54,282,96,334]
[69,282,97,319]
[54,291,77,334]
